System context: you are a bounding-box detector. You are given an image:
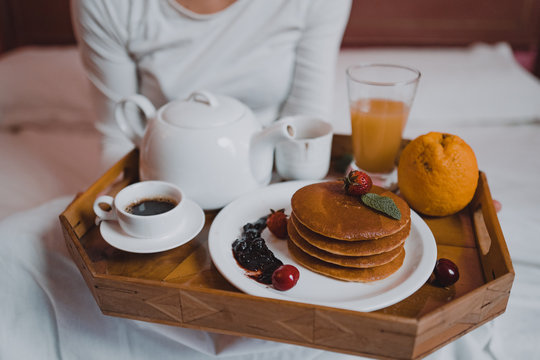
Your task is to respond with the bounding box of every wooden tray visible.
[59,135,514,359]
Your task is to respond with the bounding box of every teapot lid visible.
[161,91,246,129]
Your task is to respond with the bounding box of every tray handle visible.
[60,150,140,240]
[471,172,514,282]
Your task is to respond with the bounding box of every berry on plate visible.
[272,264,300,291]
[267,209,288,239]
[343,170,372,196]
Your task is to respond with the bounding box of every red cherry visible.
[433,258,460,287]
[272,264,300,291]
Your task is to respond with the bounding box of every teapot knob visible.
[187,90,219,107]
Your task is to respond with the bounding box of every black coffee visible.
[125,197,178,216]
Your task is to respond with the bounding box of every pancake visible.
[290,212,409,256]
[288,219,403,268]
[291,181,410,240]
[288,238,406,282]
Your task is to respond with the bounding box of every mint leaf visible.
[361,193,401,220]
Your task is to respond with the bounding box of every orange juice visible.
[350,98,409,173]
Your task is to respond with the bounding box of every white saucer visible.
[99,199,205,253]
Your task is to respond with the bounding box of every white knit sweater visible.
[71,0,351,166]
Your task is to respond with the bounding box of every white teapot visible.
[115,91,296,210]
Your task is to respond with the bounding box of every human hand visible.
[493,199,502,213]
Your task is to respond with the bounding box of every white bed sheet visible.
[0,128,101,219]
[1,44,540,359]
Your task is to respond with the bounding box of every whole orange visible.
[397,132,478,216]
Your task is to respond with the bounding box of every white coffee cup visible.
[93,180,184,238]
[275,116,333,180]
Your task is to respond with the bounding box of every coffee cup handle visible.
[115,94,156,148]
[93,195,117,225]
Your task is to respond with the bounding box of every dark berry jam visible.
[232,215,283,284]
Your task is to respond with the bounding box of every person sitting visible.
[71,0,352,168]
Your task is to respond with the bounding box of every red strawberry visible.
[266,209,288,239]
[343,170,372,196]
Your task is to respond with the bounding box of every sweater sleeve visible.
[279,0,351,122]
[71,0,137,167]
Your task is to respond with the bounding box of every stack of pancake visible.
[288,181,411,282]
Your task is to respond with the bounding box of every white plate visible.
[100,199,205,253]
[209,180,437,312]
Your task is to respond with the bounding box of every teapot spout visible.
[250,120,296,184]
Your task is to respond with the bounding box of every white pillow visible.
[332,43,540,134]
[3,44,539,134]
[0,46,96,129]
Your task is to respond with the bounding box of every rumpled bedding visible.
[1,44,539,359]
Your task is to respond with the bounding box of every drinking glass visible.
[346,64,421,189]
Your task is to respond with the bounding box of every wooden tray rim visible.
[58,144,515,358]
[58,150,513,321]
